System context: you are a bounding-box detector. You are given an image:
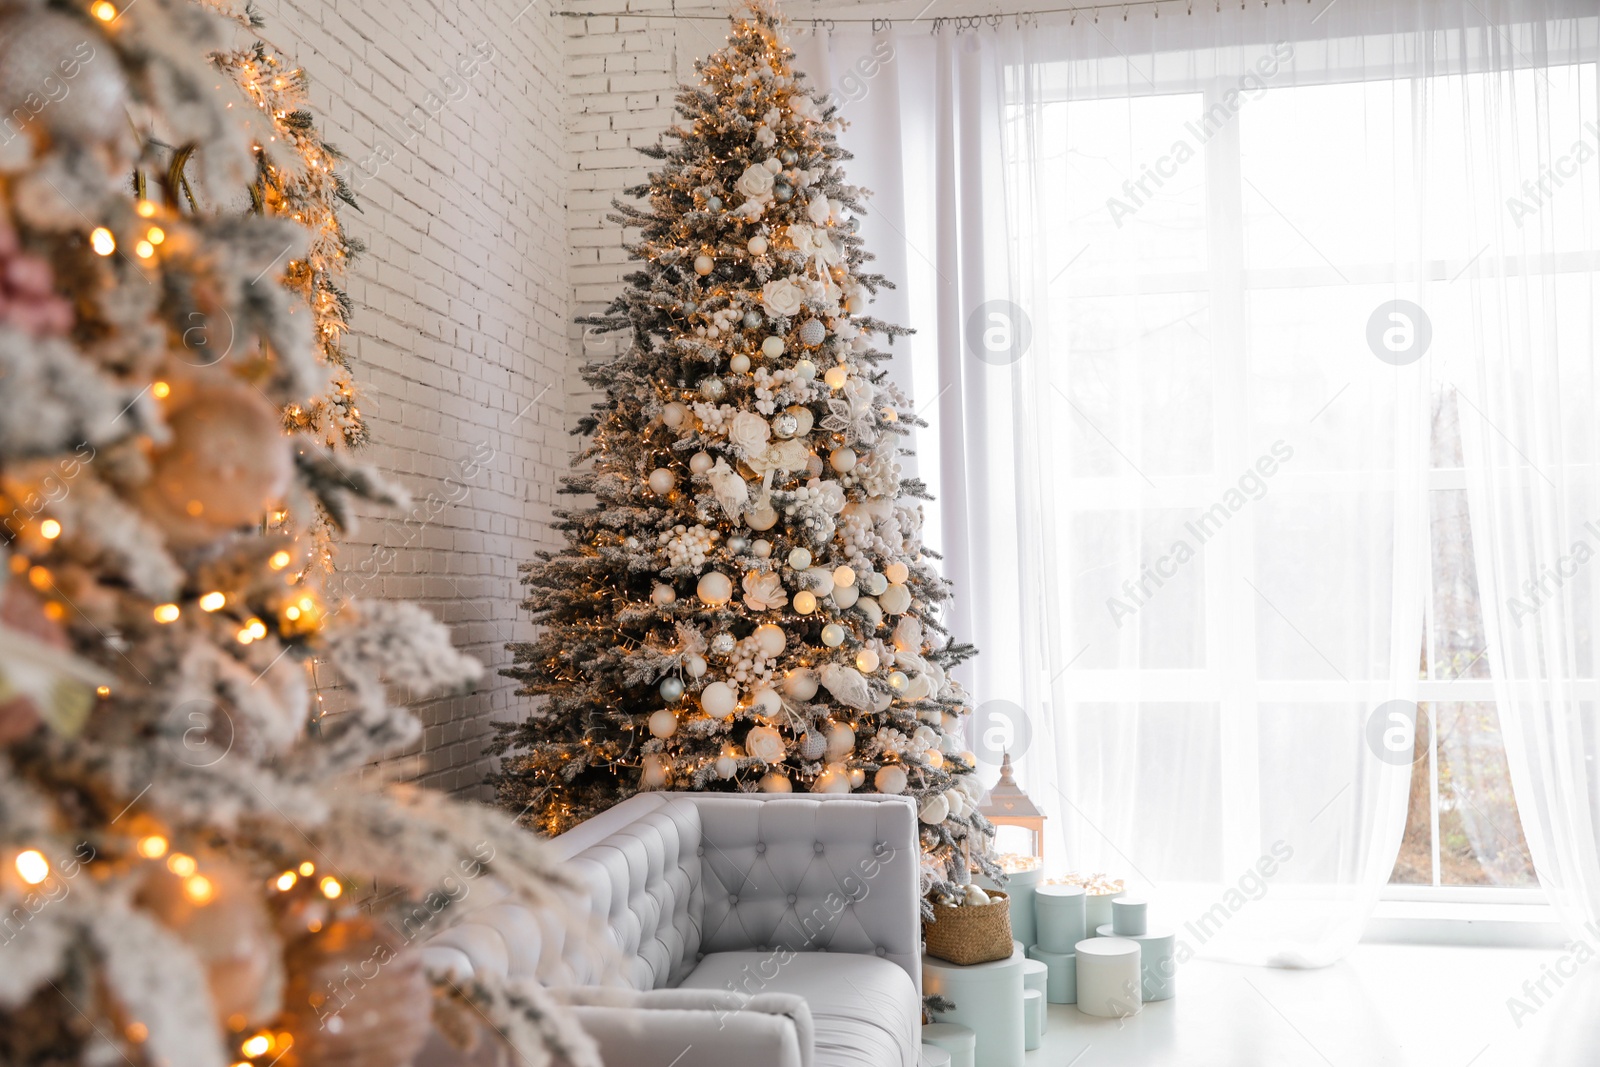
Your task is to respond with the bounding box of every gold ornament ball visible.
[145,382,293,543]
[697,571,733,606]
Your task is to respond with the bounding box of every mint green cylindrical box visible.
[1025,943,1077,1004]
[1033,884,1086,953]
[980,866,1041,948]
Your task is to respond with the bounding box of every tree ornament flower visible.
[742,569,787,611]
[761,278,805,318]
[807,195,832,226]
[727,410,771,457]
[747,724,786,763]
[736,162,776,200]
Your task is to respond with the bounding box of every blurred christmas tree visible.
[0,2,596,1065]
[492,0,991,897]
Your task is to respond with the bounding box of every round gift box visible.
[1075,937,1143,1019]
[1021,958,1049,1031]
[1111,895,1148,937]
[981,865,1041,948]
[1025,943,1077,1004]
[1084,889,1121,934]
[1023,988,1044,1051]
[1034,884,1087,953]
[1092,925,1174,1001]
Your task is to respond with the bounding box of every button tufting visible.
[729,894,739,905]
[786,894,796,904]
[756,843,767,853]
[697,952,705,961]
[813,842,824,854]
[696,847,704,857]
[875,946,887,956]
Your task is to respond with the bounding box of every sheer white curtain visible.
[800,0,1599,966]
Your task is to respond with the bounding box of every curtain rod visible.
[559,0,1318,25]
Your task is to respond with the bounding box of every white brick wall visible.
[260,0,571,797]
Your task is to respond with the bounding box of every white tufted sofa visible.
[416,792,924,1067]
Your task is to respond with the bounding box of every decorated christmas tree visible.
[0,3,596,1065]
[492,1,991,899]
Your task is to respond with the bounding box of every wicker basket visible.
[923,890,1014,965]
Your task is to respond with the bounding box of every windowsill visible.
[1363,899,1567,948]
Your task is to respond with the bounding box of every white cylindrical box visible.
[1034,884,1086,953]
[1075,937,1143,1019]
[1023,988,1043,1051]
[1025,944,1076,1004]
[1092,926,1176,1001]
[1021,959,1049,1032]
[1111,895,1147,936]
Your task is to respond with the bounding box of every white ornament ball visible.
[829,447,857,473]
[874,765,908,795]
[793,591,817,615]
[640,754,670,789]
[651,583,677,605]
[879,584,912,614]
[694,254,714,275]
[902,673,932,701]
[820,623,845,647]
[863,572,889,596]
[855,649,880,673]
[715,756,739,779]
[942,711,961,732]
[753,623,786,656]
[857,598,883,629]
[787,547,812,570]
[782,669,819,700]
[746,500,779,530]
[750,687,783,718]
[941,733,963,756]
[748,235,769,255]
[832,583,859,609]
[924,749,945,770]
[806,567,835,593]
[690,451,714,475]
[760,772,793,793]
[873,690,893,712]
[965,885,991,906]
[747,724,786,763]
[662,402,689,428]
[848,768,867,789]
[761,335,785,358]
[700,681,737,719]
[684,654,707,679]
[648,468,676,494]
[825,722,856,760]
[893,617,924,653]
[885,562,910,584]
[824,365,849,390]
[832,566,857,588]
[919,794,951,825]
[752,539,772,558]
[730,353,751,373]
[812,765,851,793]
[648,709,678,738]
[797,319,826,347]
[794,359,817,381]
[697,571,734,606]
[944,788,967,818]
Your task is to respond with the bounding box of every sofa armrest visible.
[551,986,813,1067]
[687,794,923,998]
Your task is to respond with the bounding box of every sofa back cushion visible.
[692,795,920,994]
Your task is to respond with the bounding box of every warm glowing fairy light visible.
[91,1,116,20]
[96,685,110,697]
[269,550,292,570]
[319,876,342,899]
[137,835,168,859]
[150,380,170,399]
[183,874,215,904]
[166,853,197,877]
[15,850,48,885]
[153,603,180,623]
[274,870,297,891]
[40,519,61,539]
[298,861,315,876]
[146,226,164,245]
[199,592,226,612]
[136,199,156,218]
[90,227,115,255]
[246,619,267,640]
[241,1034,270,1057]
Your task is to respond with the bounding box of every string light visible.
[151,380,170,399]
[298,861,314,876]
[136,835,168,859]
[153,603,180,624]
[90,227,115,255]
[241,1034,270,1057]
[199,591,226,611]
[166,853,197,877]
[183,874,216,904]
[15,850,48,885]
[39,519,61,539]
[318,875,341,899]
[91,1,116,20]
[274,870,297,891]
[269,550,292,570]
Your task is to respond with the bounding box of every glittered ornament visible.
[797,319,826,347]
[701,377,727,400]
[141,381,293,546]
[711,632,736,655]
[279,917,432,1067]
[0,11,130,146]
[799,732,827,761]
[742,310,763,329]
[772,412,799,438]
[788,547,812,569]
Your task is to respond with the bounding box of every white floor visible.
[1028,943,1600,1067]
